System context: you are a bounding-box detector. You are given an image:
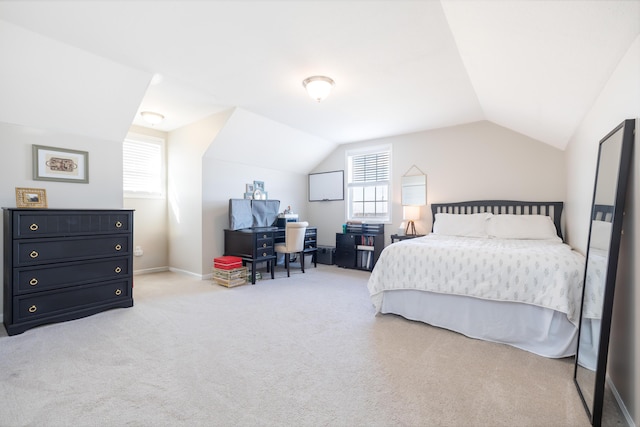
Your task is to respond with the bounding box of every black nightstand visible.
[390,234,425,243]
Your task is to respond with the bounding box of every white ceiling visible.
[1,0,639,150]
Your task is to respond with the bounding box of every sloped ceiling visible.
[0,1,639,150]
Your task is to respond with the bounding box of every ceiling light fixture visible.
[302,75,335,102]
[140,111,164,126]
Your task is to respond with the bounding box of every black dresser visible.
[3,209,134,335]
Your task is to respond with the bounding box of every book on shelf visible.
[357,250,373,269]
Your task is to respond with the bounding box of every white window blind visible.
[346,146,391,222]
[123,135,165,198]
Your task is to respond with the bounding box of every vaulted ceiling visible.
[1,1,639,150]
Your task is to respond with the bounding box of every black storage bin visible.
[317,246,335,265]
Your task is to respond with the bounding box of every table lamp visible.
[403,206,420,236]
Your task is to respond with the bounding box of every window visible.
[123,133,165,198]
[346,146,391,222]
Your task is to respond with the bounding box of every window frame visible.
[123,132,166,199]
[345,145,392,223]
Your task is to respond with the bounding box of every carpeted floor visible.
[0,265,592,426]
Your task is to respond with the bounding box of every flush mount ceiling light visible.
[140,111,164,126]
[302,75,335,102]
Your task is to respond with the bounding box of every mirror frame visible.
[574,119,635,426]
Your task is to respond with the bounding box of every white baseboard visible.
[606,375,635,427]
[133,266,169,275]
[168,267,205,279]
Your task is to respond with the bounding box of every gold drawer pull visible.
[29,278,38,286]
[29,223,39,231]
[115,266,122,273]
[28,305,37,313]
[115,244,122,251]
[262,243,267,248]
[262,252,267,257]
[30,251,39,259]
[115,289,122,296]
[115,221,123,228]
[262,234,267,238]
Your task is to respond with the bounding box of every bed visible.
[576,204,613,370]
[367,200,586,358]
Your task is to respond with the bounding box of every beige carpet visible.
[0,265,591,427]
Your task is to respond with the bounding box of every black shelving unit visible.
[335,223,384,271]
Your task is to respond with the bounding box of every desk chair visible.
[274,221,309,277]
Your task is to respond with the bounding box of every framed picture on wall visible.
[32,145,89,183]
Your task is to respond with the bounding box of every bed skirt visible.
[379,289,578,358]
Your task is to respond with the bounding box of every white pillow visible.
[589,220,612,250]
[433,212,493,237]
[487,214,560,240]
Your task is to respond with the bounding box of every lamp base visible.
[405,220,416,236]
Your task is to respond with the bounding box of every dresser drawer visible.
[14,257,130,294]
[14,235,130,266]
[256,237,273,250]
[14,279,132,323]
[13,211,131,238]
[255,247,274,260]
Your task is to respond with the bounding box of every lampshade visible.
[402,206,420,221]
[140,111,164,126]
[302,76,335,102]
[402,206,420,235]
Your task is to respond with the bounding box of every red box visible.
[214,256,243,270]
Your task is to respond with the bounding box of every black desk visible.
[224,226,317,284]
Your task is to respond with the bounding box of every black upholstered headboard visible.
[431,200,564,240]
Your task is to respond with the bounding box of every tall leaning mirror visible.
[574,119,635,426]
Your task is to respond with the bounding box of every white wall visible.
[202,158,308,277]
[167,110,234,276]
[307,120,566,247]
[169,107,321,277]
[0,121,125,319]
[564,35,640,425]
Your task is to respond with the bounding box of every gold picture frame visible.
[15,187,48,208]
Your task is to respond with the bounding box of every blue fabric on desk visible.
[228,199,280,230]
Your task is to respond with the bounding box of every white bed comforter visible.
[368,235,586,325]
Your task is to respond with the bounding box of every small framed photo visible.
[16,187,48,208]
[253,180,265,192]
[244,192,253,200]
[33,145,89,183]
[246,183,254,193]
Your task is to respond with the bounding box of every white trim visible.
[606,375,635,427]
[133,266,170,275]
[168,267,205,279]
